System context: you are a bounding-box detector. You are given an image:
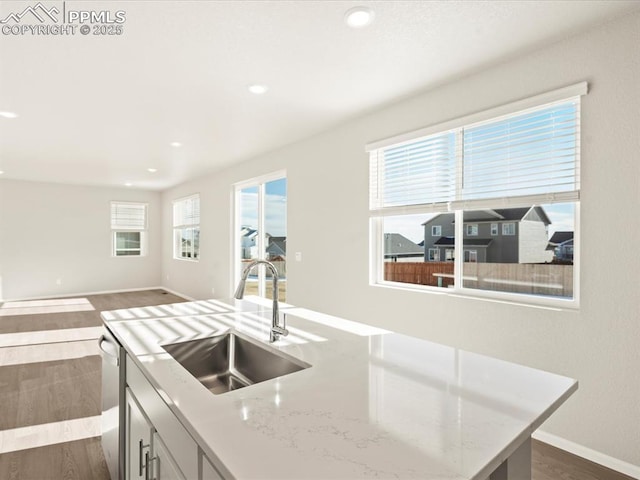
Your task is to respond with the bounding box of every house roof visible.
[422,213,453,226]
[463,207,543,222]
[464,238,493,247]
[241,226,258,238]
[423,206,551,226]
[549,231,574,244]
[434,236,492,247]
[434,236,455,246]
[384,233,424,256]
[266,236,286,256]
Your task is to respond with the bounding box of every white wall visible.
[163,13,640,468]
[0,180,162,300]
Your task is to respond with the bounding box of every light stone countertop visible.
[102,298,577,480]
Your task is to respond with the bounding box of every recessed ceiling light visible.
[125,182,133,187]
[344,6,375,28]
[248,84,268,95]
[170,142,182,147]
[0,170,4,175]
[0,111,18,119]
[147,168,158,173]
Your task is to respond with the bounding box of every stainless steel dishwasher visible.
[99,327,126,480]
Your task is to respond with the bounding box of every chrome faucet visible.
[234,259,288,343]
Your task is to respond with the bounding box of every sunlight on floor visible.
[0,326,103,348]
[0,339,99,366]
[0,415,101,454]
[0,298,95,316]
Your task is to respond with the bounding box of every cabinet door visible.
[126,389,153,480]
[201,455,223,480]
[152,432,186,480]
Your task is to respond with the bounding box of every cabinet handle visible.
[98,334,120,366]
[138,439,150,477]
[146,453,159,480]
[144,451,150,480]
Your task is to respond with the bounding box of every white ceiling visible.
[1,0,638,190]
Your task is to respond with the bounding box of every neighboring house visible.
[384,233,424,262]
[422,206,553,263]
[241,226,285,260]
[547,231,574,262]
[240,226,264,259]
[266,236,286,259]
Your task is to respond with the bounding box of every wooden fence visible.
[384,262,573,297]
[241,259,286,278]
[385,262,454,287]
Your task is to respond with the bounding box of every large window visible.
[234,173,287,301]
[369,83,585,306]
[111,202,147,256]
[173,194,200,260]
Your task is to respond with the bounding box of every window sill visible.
[173,257,200,263]
[371,281,579,312]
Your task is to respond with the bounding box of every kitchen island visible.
[101,297,577,480]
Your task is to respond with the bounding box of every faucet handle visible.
[272,326,289,337]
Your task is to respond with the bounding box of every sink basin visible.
[162,332,309,394]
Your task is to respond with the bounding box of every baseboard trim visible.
[533,430,640,479]
[159,286,196,301]
[0,286,184,303]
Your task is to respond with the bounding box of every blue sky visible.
[240,178,287,237]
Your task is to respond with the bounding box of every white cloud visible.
[383,213,438,244]
[240,191,286,236]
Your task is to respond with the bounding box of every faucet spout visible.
[234,259,287,342]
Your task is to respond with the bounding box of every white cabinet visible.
[152,432,186,480]
[126,355,200,480]
[125,389,153,480]
[125,388,187,480]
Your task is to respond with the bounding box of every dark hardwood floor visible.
[0,437,110,480]
[0,356,101,430]
[0,290,634,479]
[0,289,185,480]
[532,440,636,480]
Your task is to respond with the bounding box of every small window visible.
[173,195,200,260]
[431,225,441,236]
[491,223,498,236]
[503,223,515,236]
[445,249,454,261]
[464,250,478,263]
[111,202,147,257]
[428,248,440,261]
[466,224,478,236]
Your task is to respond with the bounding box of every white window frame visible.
[502,223,516,236]
[465,224,478,236]
[233,170,287,298]
[431,225,441,236]
[110,202,147,257]
[172,194,200,262]
[368,82,585,309]
[491,223,498,236]
[445,249,454,261]
[464,250,478,263]
[428,248,440,261]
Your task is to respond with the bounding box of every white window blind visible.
[111,202,146,229]
[368,83,585,215]
[461,100,580,201]
[369,131,456,212]
[173,195,200,227]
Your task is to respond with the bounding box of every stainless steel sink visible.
[162,332,309,395]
